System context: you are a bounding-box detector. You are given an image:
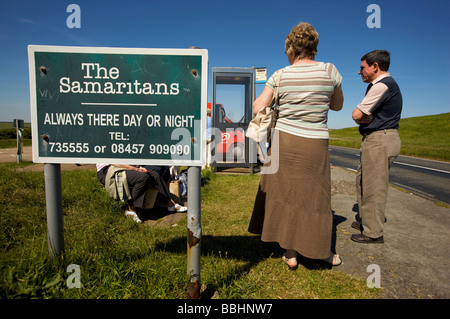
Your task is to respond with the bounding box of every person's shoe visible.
[125,211,142,223]
[282,253,298,270]
[168,204,187,212]
[323,254,342,267]
[351,221,363,231]
[351,233,384,244]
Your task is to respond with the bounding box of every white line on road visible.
[338,151,449,174]
[393,162,450,174]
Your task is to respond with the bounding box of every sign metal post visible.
[44,163,64,257]
[13,119,24,163]
[186,166,201,298]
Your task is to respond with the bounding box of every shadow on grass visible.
[153,210,347,298]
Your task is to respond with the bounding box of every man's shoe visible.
[351,233,384,244]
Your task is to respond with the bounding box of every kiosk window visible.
[215,84,246,124]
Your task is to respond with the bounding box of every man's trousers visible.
[356,129,401,238]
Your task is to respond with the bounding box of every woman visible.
[248,22,344,269]
[97,164,186,223]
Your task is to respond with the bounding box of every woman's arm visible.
[330,85,344,111]
[253,85,274,116]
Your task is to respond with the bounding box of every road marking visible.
[330,148,450,174]
[394,162,450,174]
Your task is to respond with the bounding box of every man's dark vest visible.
[359,76,402,135]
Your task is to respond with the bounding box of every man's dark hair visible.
[361,50,390,71]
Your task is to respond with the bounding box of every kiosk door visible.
[211,68,255,169]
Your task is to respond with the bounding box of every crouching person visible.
[96,164,186,223]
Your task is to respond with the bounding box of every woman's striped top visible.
[266,62,342,139]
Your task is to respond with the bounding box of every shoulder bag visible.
[246,69,283,143]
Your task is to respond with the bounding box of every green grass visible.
[330,112,450,162]
[0,167,378,299]
[0,122,31,130]
[0,121,32,148]
[0,139,32,148]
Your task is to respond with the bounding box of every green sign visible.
[28,45,208,166]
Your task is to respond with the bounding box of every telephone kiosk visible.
[210,67,258,172]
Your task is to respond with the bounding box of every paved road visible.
[329,145,450,204]
[330,166,450,299]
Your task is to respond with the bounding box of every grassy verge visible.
[329,113,450,162]
[0,166,378,299]
[0,139,31,149]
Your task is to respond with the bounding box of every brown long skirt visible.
[248,130,332,260]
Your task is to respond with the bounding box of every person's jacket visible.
[104,166,132,202]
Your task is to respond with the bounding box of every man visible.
[351,50,402,244]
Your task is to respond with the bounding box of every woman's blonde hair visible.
[285,22,319,60]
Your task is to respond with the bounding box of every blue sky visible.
[1,0,449,129]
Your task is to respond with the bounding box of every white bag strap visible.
[272,69,284,107]
[271,69,284,116]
